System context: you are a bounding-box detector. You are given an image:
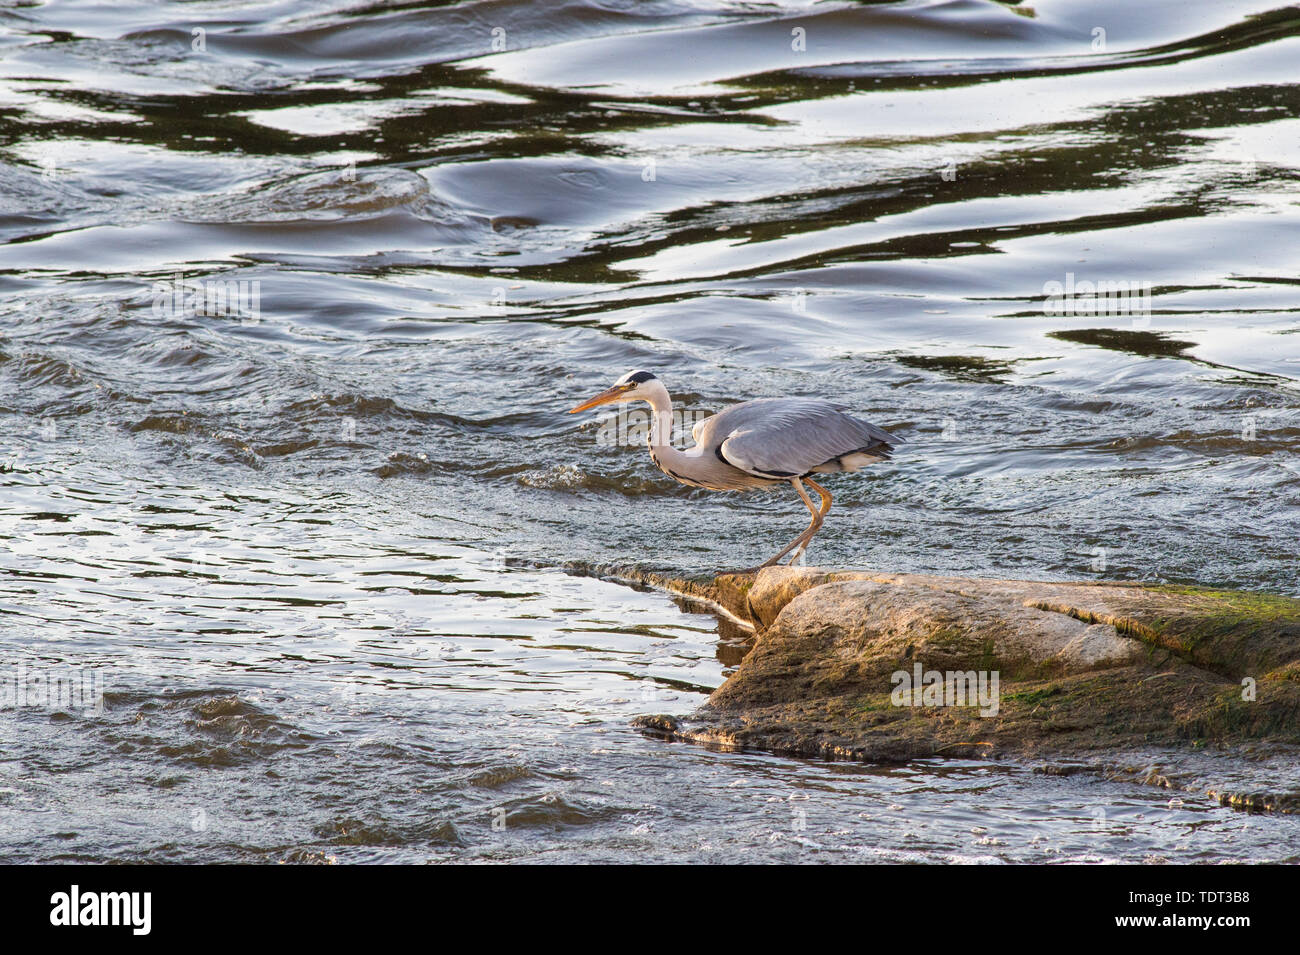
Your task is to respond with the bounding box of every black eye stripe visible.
[626,371,656,384]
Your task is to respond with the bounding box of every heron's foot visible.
[718,546,807,575]
[715,563,766,576]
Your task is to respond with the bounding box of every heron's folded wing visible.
[714,399,900,478]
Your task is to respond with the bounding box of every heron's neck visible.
[645,389,673,449]
[644,390,689,470]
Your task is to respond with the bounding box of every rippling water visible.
[2,0,1299,863]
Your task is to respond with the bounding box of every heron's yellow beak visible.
[568,383,633,413]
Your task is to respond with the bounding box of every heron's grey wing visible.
[703,398,901,479]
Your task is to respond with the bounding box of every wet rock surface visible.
[614,565,1300,811]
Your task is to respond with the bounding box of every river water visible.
[1,0,1298,863]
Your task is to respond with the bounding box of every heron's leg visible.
[804,477,833,523]
[785,478,826,565]
[761,478,822,567]
[784,478,834,565]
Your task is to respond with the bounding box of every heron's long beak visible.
[568,383,633,414]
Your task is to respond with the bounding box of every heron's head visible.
[568,370,662,413]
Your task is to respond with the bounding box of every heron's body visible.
[569,371,902,566]
[646,396,896,491]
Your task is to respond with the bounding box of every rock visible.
[615,564,1300,809]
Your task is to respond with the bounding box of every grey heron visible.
[568,370,902,567]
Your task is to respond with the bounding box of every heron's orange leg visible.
[762,478,823,567]
[805,477,832,522]
[787,478,834,564]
